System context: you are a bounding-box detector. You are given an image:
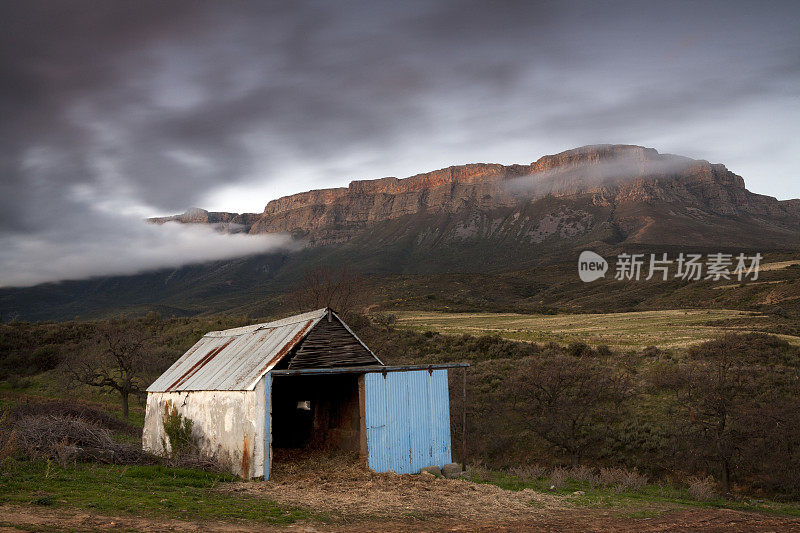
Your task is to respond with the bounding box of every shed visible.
[143,308,467,479]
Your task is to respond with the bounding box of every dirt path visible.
[2,504,799,532]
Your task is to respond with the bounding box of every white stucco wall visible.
[143,376,267,478]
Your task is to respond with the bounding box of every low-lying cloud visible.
[0,219,295,288]
[507,148,699,198]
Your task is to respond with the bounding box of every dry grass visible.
[2,410,224,471]
[597,467,648,491]
[5,397,138,436]
[225,450,565,522]
[392,309,785,349]
[549,467,568,490]
[687,477,717,501]
[510,464,548,483]
[569,465,598,486]
[759,260,800,272]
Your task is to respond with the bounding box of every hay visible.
[226,450,564,522]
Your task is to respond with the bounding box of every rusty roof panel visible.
[198,327,277,389]
[241,319,314,390]
[220,324,300,390]
[165,337,233,392]
[148,336,216,392]
[177,334,250,391]
[147,308,329,392]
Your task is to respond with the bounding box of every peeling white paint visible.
[143,376,266,478]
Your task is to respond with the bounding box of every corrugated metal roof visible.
[147,308,329,392]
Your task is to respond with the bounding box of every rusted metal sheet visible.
[147,308,329,392]
[246,320,315,386]
[165,338,234,391]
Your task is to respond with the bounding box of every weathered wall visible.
[143,376,266,478]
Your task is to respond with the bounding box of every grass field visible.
[392,309,796,349]
[0,461,317,525]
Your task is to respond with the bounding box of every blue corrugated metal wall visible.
[364,369,452,474]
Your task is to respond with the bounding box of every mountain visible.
[3,145,800,322]
[151,145,800,252]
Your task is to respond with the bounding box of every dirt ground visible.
[2,502,799,532]
[2,453,800,532]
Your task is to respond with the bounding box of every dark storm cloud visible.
[1,0,799,286]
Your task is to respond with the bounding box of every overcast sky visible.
[1,0,799,286]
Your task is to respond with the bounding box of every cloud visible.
[506,146,699,197]
[0,0,798,286]
[0,219,295,288]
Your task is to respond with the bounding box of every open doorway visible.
[271,374,364,456]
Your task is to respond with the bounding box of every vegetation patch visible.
[0,460,315,524]
[467,467,800,518]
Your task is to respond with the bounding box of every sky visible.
[1,0,799,287]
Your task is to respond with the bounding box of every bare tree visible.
[677,352,749,492]
[290,265,368,319]
[665,333,800,493]
[507,354,631,461]
[67,320,161,419]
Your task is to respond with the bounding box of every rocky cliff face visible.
[151,145,800,250]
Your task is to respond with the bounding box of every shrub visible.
[507,355,631,460]
[31,345,62,371]
[687,476,716,501]
[466,463,491,481]
[8,399,138,435]
[597,467,647,492]
[641,346,662,359]
[567,341,590,358]
[10,414,145,465]
[549,467,567,489]
[596,345,612,357]
[5,374,32,389]
[510,464,548,482]
[1,410,223,472]
[569,465,598,486]
[598,467,626,487]
[618,468,648,491]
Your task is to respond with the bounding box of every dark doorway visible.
[271,374,363,452]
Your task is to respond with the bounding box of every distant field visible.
[393,309,796,349]
[760,259,800,272]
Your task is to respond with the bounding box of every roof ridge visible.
[203,308,329,338]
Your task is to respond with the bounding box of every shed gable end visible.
[286,315,383,369]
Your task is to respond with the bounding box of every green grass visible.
[392,309,799,349]
[0,460,318,525]
[471,470,800,518]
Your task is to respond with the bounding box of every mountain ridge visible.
[150,144,800,249]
